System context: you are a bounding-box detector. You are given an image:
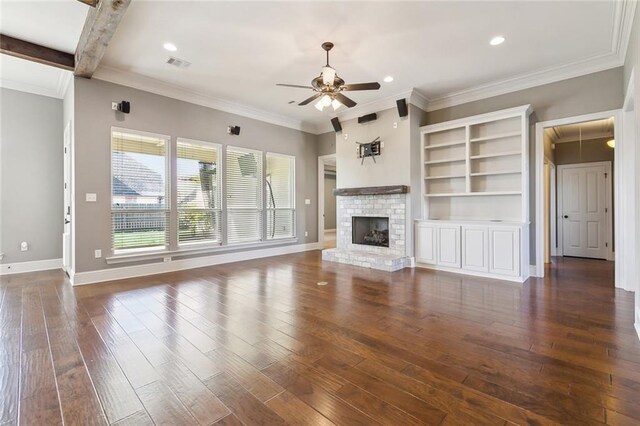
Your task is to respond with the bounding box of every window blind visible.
[226,147,263,244]
[111,130,169,252]
[177,139,222,245]
[266,153,295,239]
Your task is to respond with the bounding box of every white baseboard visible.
[0,258,62,275]
[72,242,321,286]
[529,265,538,277]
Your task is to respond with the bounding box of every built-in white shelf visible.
[418,105,532,283]
[425,191,522,197]
[424,141,466,150]
[425,174,465,180]
[469,131,521,143]
[469,151,521,160]
[424,158,466,165]
[470,170,521,177]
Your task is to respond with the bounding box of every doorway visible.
[536,111,628,288]
[318,154,337,249]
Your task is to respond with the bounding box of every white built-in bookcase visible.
[420,105,533,222]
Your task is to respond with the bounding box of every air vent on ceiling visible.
[166,56,191,69]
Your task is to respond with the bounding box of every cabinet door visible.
[437,225,461,268]
[489,227,520,276]
[462,226,489,272]
[415,223,437,264]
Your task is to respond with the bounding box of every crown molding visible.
[0,77,62,99]
[93,65,320,134]
[425,0,637,112]
[56,72,72,98]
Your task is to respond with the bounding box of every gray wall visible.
[73,77,319,273]
[323,171,336,229]
[318,131,336,156]
[624,6,638,91]
[425,67,624,264]
[0,88,63,263]
[554,138,614,165]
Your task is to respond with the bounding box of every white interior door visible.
[560,163,608,259]
[63,122,72,272]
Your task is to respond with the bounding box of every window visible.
[266,153,295,239]
[111,130,169,252]
[226,147,263,244]
[177,139,222,245]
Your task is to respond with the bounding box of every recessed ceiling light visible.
[383,76,394,83]
[489,36,505,46]
[163,42,177,52]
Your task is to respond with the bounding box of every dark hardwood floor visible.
[1,252,639,425]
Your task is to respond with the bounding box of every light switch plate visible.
[94,249,102,258]
[305,199,311,205]
[86,193,97,202]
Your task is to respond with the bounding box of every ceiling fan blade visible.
[334,93,357,108]
[276,84,314,89]
[342,82,381,91]
[299,93,322,106]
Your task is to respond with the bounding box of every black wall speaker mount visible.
[330,117,342,133]
[396,98,408,118]
[358,113,377,124]
[113,101,130,114]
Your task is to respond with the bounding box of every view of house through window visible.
[111,130,169,252]
[111,130,296,253]
[177,139,222,245]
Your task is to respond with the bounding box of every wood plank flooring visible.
[1,253,639,425]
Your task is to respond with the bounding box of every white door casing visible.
[558,162,611,259]
[63,122,72,273]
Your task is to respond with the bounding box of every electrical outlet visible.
[163,256,171,262]
[305,199,311,205]
[393,122,398,129]
[20,242,28,252]
[94,249,102,258]
[86,193,97,202]
[344,133,348,140]
[305,231,309,237]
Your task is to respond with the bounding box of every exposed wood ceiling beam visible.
[0,34,74,71]
[77,0,98,7]
[75,0,130,78]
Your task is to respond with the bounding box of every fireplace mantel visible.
[333,185,409,196]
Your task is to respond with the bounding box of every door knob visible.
[563,215,568,219]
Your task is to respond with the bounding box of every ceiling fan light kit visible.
[277,42,381,111]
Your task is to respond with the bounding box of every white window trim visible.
[110,127,171,254]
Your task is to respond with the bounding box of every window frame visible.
[265,151,296,240]
[110,127,171,254]
[176,137,223,248]
[225,145,264,245]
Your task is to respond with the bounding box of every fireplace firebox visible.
[352,216,389,247]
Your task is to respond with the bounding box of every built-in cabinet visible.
[416,105,532,283]
[415,221,524,281]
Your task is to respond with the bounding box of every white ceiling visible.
[545,118,615,144]
[0,0,88,53]
[0,1,635,132]
[0,0,87,98]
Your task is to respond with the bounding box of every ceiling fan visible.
[277,42,381,111]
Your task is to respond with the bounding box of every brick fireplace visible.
[322,185,408,272]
